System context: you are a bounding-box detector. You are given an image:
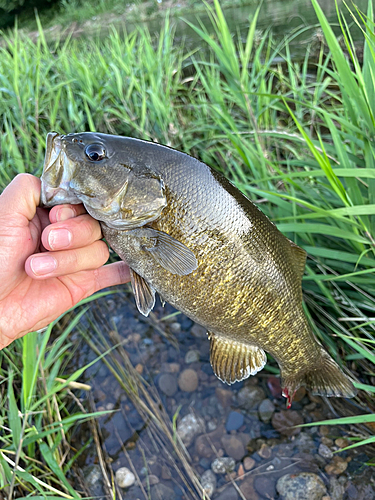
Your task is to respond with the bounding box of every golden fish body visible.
[41,132,356,405]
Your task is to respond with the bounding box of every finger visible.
[25,240,109,279]
[0,174,40,222]
[93,261,131,290]
[41,214,102,251]
[49,203,87,224]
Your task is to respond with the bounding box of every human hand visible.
[0,174,130,350]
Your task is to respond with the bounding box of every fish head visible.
[40,132,167,229]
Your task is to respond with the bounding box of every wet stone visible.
[178,368,199,392]
[319,443,333,459]
[237,385,266,410]
[215,387,233,408]
[272,410,303,436]
[185,349,200,364]
[258,398,276,423]
[191,323,207,338]
[177,413,205,447]
[267,376,282,397]
[211,457,236,474]
[276,472,327,500]
[195,425,224,459]
[115,467,136,488]
[240,476,260,500]
[244,457,256,470]
[150,483,175,500]
[201,469,217,497]
[214,485,239,500]
[226,411,244,431]
[83,464,105,498]
[158,373,177,396]
[221,435,246,461]
[254,475,277,499]
[294,432,315,454]
[325,456,348,475]
[258,443,272,459]
[329,476,345,500]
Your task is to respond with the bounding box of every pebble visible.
[150,483,175,500]
[211,457,236,474]
[329,476,345,500]
[335,438,349,449]
[169,322,181,333]
[294,432,315,454]
[195,425,224,458]
[185,349,200,364]
[226,411,244,431]
[83,464,105,497]
[237,385,265,410]
[319,443,333,459]
[258,443,272,459]
[276,472,327,500]
[215,387,233,408]
[325,456,348,475]
[191,323,207,338]
[272,410,303,436]
[143,474,159,486]
[221,435,246,461]
[244,457,256,471]
[115,467,136,488]
[267,376,282,397]
[177,413,206,447]
[178,369,199,392]
[158,373,177,396]
[240,476,260,500]
[201,469,216,496]
[215,485,239,500]
[258,398,275,423]
[254,475,277,498]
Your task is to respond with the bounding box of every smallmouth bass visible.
[40,132,356,406]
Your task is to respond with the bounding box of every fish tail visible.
[281,348,357,408]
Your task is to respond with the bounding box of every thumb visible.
[0,174,41,222]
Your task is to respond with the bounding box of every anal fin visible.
[208,332,266,385]
[130,268,155,317]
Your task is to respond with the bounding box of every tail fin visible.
[281,349,357,408]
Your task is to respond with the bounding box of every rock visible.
[158,373,177,396]
[267,376,282,397]
[201,469,216,497]
[195,425,224,458]
[211,457,236,474]
[237,385,265,410]
[115,467,136,488]
[240,476,260,500]
[191,323,207,338]
[226,411,244,431]
[177,413,206,447]
[244,457,256,471]
[83,464,105,497]
[319,443,333,459]
[215,387,233,408]
[334,438,349,449]
[258,399,275,423]
[221,435,246,461]
[294,432,315,454]
[258,443,272,459]
[276,473,327,500]
[150,483,175,500]
[185,349,200,364]
[169,322,181,333]
[329,476,345,500]
[143,475,159,486]
[254,475,277,498]
[293,387,306,402]
[215,485,239,500]
[178,369,199,392]
[325,456,348,475]
[272,410,303,436]
[161,465,172,480]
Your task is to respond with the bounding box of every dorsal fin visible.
[208,332,266,384]
[289,240,307,281]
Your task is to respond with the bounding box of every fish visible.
[40,131,357,407]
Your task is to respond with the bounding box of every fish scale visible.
[40,131,357,406]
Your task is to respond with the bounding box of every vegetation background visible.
[0,0,374,497]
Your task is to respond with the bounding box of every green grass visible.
[1,0,375,495]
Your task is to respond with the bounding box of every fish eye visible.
[85,144,106,161]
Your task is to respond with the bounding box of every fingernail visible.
[30,255,57,276]
[48,228,72,250]
[56,207,75,221]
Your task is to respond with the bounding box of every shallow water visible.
[68,289,375,499]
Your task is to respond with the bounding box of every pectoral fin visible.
[130,268,155,316]
[208,332,266,384]
[133,227,198,276]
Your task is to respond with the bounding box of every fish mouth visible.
[40,133,81,207]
